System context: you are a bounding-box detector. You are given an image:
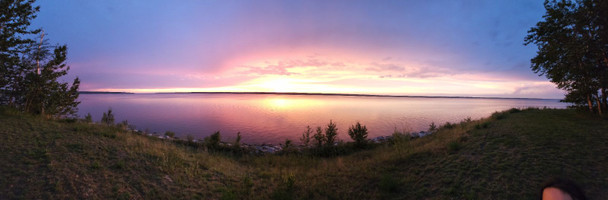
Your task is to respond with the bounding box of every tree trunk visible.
[602,88,607,114]
[596,95,603,116]
[587,94,594,112]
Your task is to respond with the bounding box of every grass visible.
[1,107,608,199]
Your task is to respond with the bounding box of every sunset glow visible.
[34,0,564,99]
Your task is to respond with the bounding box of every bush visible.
[118,120,129,130]
[186,134,194,142]
[428,122,437,132]
[325,120,338,147]
[443,122,455,129]
[204,131,221,150]
[491,111,507,120]
[84,113,92,123]
[300,126,312,147]
[348,122,368,147]
[101,108,115,125]
[164,131,175,138]
[234,132,241,147]
[313,126,325,148]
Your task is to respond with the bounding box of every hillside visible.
[1,107,607,199]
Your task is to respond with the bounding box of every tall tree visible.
[0,0,40,104]
[1,0,80,117]
[525,0,608,115]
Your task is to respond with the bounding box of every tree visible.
[1,0,40,103]
[84,112,92,123]
[101,108,114,125]
[348,122,368,147]
[20,43,80,116]
[525,0,608,115]
[204,131,221,150]
[313,126,324,148]
[1,0,79,118]
[325,120,338,147]
[300,126,312,147]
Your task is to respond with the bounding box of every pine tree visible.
[1,0,40,104]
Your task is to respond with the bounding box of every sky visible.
[32,0,564,99]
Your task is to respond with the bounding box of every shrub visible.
[428,122,437,132]
[186,134,194,142]
[313,126,325,148]
[84,113,92,123]
[491,111,507,120]
[280,139,297,154]
[508,108,521,113]
[300,126,312,147]
[443,122,455,129]
[348,122,368,147]
[165,131,175,138]
[101,108,115,125]
[234,132,241,148]
[325,120,338,147]
[204,131,221,150]
[118,120,129,130]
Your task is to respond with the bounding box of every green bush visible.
[348,122,368,147]
[101,108,115,125]
[300,126,312,147]
[325,120,338,147]
[164,131,175,138]
[428,122,437,132]
[313,126,325,148]
[84,113,92,123]
[204,131,221,150]
[443,122,455,129]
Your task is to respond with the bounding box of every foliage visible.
[428,122,437,132]
[0,0,40,96]
[348,122,368,147]
[101,108,114,125]
[204,131,221,150]
[313,126,324,148]
[324,120,338,147]
[164,131,175,138]
[525,0,608,115]
[299,126,312,147]
[0,0,80,117]
[84,113,92,123]
[234,132,241,148]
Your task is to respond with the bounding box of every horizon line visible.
[79,91,563,101]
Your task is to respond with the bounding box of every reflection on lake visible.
[77,93,568,144]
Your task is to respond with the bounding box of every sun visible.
[256,78,297,93]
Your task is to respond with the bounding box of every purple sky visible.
[32,0,564,98]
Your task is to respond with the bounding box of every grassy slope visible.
[1,108,607,199]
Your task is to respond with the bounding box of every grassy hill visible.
[1,107,607,199]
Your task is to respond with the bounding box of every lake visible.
[77,93,568,144]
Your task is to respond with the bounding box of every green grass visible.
[1,107,608,199]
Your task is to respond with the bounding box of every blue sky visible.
[32,0,563,98]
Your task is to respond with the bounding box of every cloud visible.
[366,63,405,72]
[244,65,296,76]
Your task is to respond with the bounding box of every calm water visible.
[77,93,568,144]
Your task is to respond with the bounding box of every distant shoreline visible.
[79,91,561,101]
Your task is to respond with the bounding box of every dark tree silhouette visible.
[525,0,608,115]
[1,0,80,117]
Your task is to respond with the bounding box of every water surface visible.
[77,93,568,144]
